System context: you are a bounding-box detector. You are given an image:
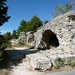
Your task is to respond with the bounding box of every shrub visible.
[67,60,75,67]
[6,41,12,48]
[17,42,25,47]
[0,35,9,68]
[28,46,35,49]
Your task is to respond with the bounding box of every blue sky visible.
[0,0,71,34]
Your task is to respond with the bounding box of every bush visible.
[17,42,25,47]
[6,41,12,48]
[67,60,75,67]
[54,57,64,69]
[0,50,9,67]
[0,35,9,68]
[28,46,35,49]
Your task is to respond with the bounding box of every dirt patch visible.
[47,65,75,73]
[0,69,10,75]
[1,58,75,75]
[39,65,75,74]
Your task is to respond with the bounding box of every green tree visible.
[3,32,11,40]
[30,15,43,31]
[17,15,43,35]
[12,30,17,39]
[0,0,10,26]
[17,20,27,34]
[52,2,72,17]
[0,0,10,67]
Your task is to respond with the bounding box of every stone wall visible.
[17,11,75,51]
[34,11,75,50]
[17,31,35,46]
[17,32,26,44]
[26,31,35,46]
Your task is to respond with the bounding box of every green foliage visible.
[12,30,18,39]
[17,20,27,34]
[30,15,43,31]
[54,62,64,69]
[0,35,7,49]
[52,2,72,17]
[0,0,10,26]
[54,64,59,69]
[17,15,43,35]
[3,32,11,41]
[0,35,9,67]
[0,50,9,67]
[54,57,64,69]
[6,41,12,48]
[28,45,35,49]
[67,60,75,67]
[0,0,10,68]
[17,42,25,47]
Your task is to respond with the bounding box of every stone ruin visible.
[17,30,59,49]
[17,32,26,44]
[34,11,75,50]
[17,11,75,70]
[26,31,34,46]
[17,11,75,50]
[34,29,59,50]
[17,31,34,46]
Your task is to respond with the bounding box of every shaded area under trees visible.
[0,0,10,67]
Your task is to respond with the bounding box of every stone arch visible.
[41,29,59,49]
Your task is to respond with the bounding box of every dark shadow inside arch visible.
[41,29,59,49]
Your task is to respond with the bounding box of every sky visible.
[0,0,71,34]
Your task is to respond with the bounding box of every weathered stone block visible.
[26,53,52,70]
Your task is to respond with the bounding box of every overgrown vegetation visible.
[0,35,9,67]
[0,0,10,67]
[17,42,25,47]
[54,58,64,69]
[67,60,75,67]
[54,58,75,69]
[16,42,35,49]
[28,45,35,49]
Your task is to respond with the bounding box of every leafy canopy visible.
[17,15,43,35]
[0,0,10,26]
[12,30,18,39]
[0,0,10,67]
[3,32,11,40]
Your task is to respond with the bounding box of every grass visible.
[10,42,35,49]
[67,60,75,67]
[27,45,35,49]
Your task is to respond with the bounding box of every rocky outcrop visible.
[26,11,75,70]
[17,31,35,46]
[16,11,75,70]
[34,11,75,50]
[26,31,35,46]
[26,47,75,70]
[17,11,75,50]
[17,32,26,44]
[26,53,52,70]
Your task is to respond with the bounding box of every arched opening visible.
[38,29,59,49]
[43,30,59,49]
